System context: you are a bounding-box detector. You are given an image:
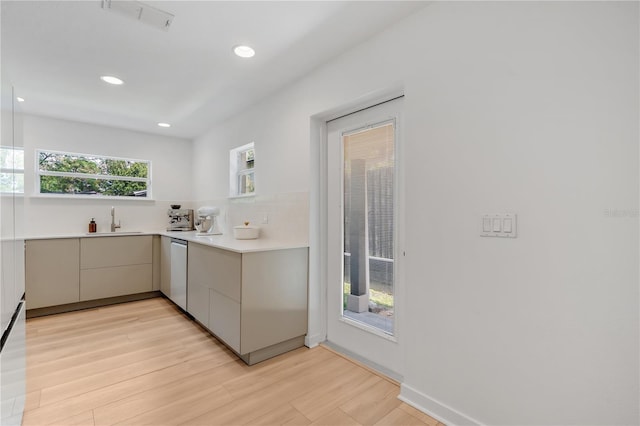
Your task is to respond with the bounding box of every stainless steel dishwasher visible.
[169,239,187,310]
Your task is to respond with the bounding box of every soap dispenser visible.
[88,218,97,233]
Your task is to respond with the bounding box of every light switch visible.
[481,213,517,238]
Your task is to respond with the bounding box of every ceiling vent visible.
[101,0,174,32]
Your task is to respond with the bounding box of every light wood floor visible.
[23,297,442,426]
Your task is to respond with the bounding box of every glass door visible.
[325,97,404,378]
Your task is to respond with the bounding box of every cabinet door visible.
[160,236,171,296]
[187,243,240,301]
[241,248,309,354]
[209,289,240,353]
[25,239,80,309]
[80,264,152,301]
[187,281,209,327]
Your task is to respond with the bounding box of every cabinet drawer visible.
[80,236,152,269]
[188,243,241,301]
[80,264,152,301]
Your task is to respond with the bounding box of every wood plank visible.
[248,403,311,426]
[340,378,402,425]
[374,407,430,426]
[310,408,361,426]
[23,297,439,426]
[399,403,441,426]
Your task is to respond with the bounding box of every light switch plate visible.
[481,213,517,238]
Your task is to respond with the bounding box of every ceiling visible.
[1,1,428,139]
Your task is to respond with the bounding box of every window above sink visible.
[36,149,152,199]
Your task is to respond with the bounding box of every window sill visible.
[30,194,155,202]
[228,193,256,200]
[339,316,397,343]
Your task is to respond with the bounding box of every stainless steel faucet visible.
[111,206,121,232]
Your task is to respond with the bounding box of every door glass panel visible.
[342,121,394,335]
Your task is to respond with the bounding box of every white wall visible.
[191,84,312,243]
[22,114,193,236]
[192,2,638,425]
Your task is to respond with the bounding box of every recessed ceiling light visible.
[100,75,124,85]
[157,122,171,128]
[233,45,255,58]
[16,97,24,102]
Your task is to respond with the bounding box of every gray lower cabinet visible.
[25,239,80,309]
[187,242,308,364]
[80,236,153,301]
[26,236,154,311]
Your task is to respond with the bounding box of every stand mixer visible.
[194,206,222,235]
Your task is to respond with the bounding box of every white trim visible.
[229,142,255,198]
[308,116,328,346]
[304,333,324,348]
[309,86,405,366]
[338,316,397,342]
[29,194,155,202]
[38,170,147,182]
[228,193,256,200]
[399,383,485,426]
[36,148,149,164]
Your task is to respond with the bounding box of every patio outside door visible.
[325,97,404,378]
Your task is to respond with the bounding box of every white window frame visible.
[35,149,152,199]
[229,142,255,198]
[0,146,24,195]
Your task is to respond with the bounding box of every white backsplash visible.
[196,192,309,244]
[24,197,195,237]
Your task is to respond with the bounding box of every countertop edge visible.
[25,231,309,254]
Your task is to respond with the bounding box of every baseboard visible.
[399,383,484,426]
[26,291,162,318]
[322,341,403,383]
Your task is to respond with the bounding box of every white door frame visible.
[308,87,405,378]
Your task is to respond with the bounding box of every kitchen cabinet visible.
[25,239,80,309]
[79,236,152,301]
[187,242,308,364]
[187,243,242,350]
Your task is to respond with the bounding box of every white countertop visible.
[160,231,307,253]
[26,230,308,254]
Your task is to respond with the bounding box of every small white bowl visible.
[233,225,260,240]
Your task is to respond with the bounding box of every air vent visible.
[101,0,174,32]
